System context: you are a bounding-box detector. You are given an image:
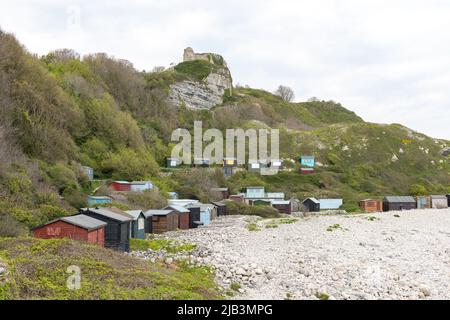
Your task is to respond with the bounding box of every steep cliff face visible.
[168,48,233,110]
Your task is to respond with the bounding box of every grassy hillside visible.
[0,28,449,239]
[0,238,220,300]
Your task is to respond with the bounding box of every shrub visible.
[126,190,167,210]
[0,213,27,237]
[409,184,428,196]
[225,201,280,218]
[62,187,87,209]
[174,60,214,81]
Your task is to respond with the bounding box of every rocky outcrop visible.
[168,48,233,110]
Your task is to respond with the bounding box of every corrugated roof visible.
[88,196,111,200]
[302,197,319,204]
[384,196,416,203]
[266,192,285,199]
[166,205,190,213]
[61,215,107,230]
[271,200,291,205]
[200,204,215,211]
[211,201,226,207]
[431,195,447,199]
[144,209,173,218]
[81,208,133,222]
[125,210,144,220]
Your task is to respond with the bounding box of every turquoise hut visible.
[87,196,112,207]
[125,210,146,239]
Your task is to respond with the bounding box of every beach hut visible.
[81,166,94,180]
[228,195,244,203]
[167,157,182,168]
[193,158,211,168]
[447,194,450,207]
[271,200,292,214]
[186,205,202,228]
[300,156,315,168]
[130,181,154,192]
[430,195,448,209]
[143,210,173,233]
[383,196,416,212]
[32,215,106,246]
[359,199,383,213]
[269,159,283,169]
[165,205,190,230]
[199,204,213,225]
[149,210,178,234]
[87,196,112,207]
[416,196,432,209]
[302,198,320,212]
[109,181,131,192]
[319,199,343,210]
[125,210,146,239]
[80,208,133,252]
[211,201,228,217]
[300,168,315,174]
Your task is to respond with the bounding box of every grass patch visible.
[230,282,241,292]
[326,224,348,232]
[130,239,196,254]
[246,222,261,232]
[394,215,401,218]
[0,237,219,300]
[366,216,380,221]
[317,293,330,300]
[265,223,278,229]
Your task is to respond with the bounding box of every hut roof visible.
[271,200,291,205]
[302,197,319,204]
[430,195,447,200]
[384,196,416,203]
[144,209,173,218]
[125,210,145,220]
[165,205,190,213]
[81,208,133,222]
[33,214,107,231]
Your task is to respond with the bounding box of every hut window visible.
[47,227,61,236]
[138,218,145,229]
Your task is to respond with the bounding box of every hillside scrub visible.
[0,238,221,300]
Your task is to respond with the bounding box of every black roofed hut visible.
[383,196,417,212]
[302,198,320,212]
[80,207,133,252]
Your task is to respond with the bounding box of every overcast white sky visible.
[1,0,449,139]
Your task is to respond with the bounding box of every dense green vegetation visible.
[0,238,221,300]
[0,29,449,239]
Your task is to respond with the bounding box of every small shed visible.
[109,181,131,192]
[199,204,213,225]
[79,208,133,252]
[223,166,234,177]
[167,157,182,168]
[87,196,112,207]
[143,210,173,233]
[150,210,178,234]
[383,196,417,212]
[319,199,343,210]
[125,210,146,239]
[269,159,283,169]
[302,198,320,212]
[130,181,154,192]
[416,196,431,209]
[186,205,201,229]
[193,158,211,167]
[359,199,383,213]
[447,194,450,207]
[430,195,448,209]
[246,187,265,199]
[300,168,315,175]
[271,200,292,214]
[81,166,94,180]
[211,201,228,216]
[33,215,106,246]
[223,157,237,167]
[168,192,179,200]
[248,162,261,173]
[165,205,190,230]
[228,195,244,203]
[300,156,315,168]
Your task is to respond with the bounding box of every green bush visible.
[409,184,428,196]
[0,214,28,237]
[126,190,167,210]
[174,60,214,81]
[225,201,280,218]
